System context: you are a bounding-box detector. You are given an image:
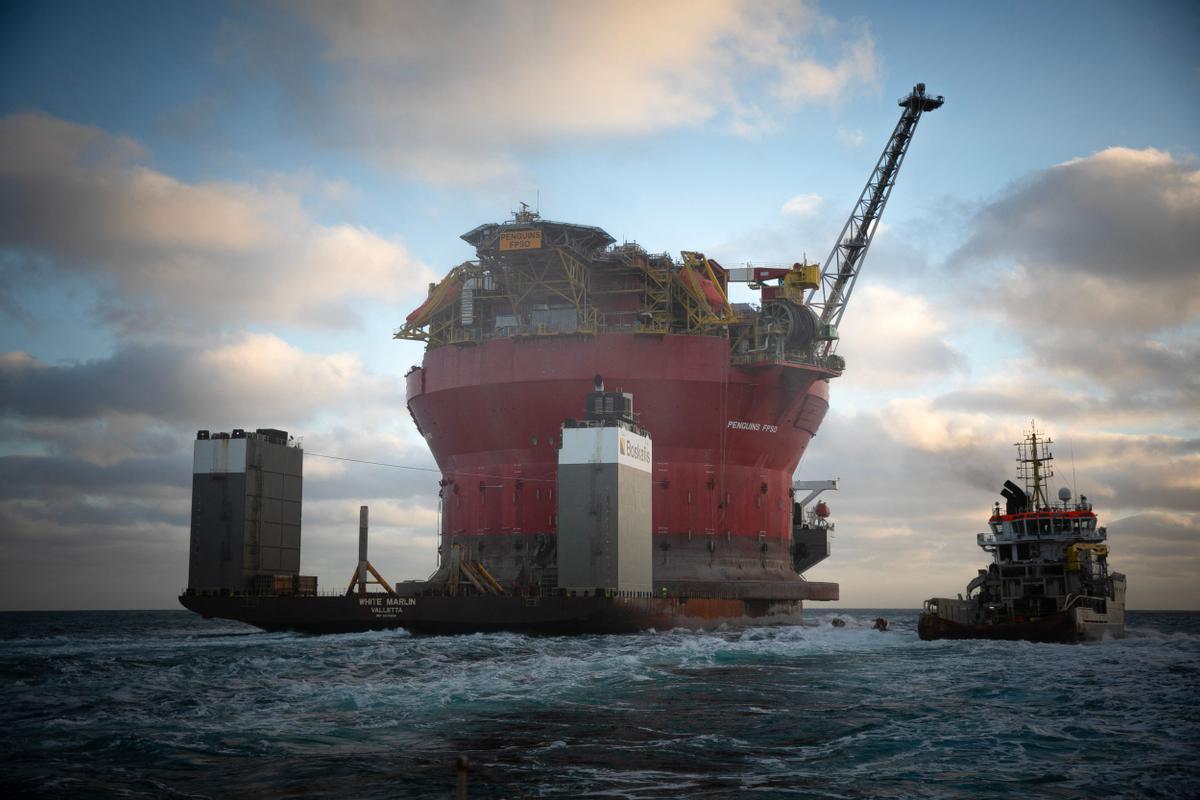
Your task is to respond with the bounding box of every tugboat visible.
[919,426,1126,643]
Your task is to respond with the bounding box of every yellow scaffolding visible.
[397,235,750,348]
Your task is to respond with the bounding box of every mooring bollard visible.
[456,754,469,800]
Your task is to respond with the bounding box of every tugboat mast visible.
[1016,424,1054,511]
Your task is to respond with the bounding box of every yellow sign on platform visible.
[499,229,542,251]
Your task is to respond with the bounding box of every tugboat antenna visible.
[1016,422,1054,511]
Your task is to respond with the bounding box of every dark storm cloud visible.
[945,147,1200,419]
[1,334,407,429]
[1109,512,1200,551]
[1106,512,1200,590]
[0,437,440,610]
[8,494,187,528]
[950,147,1200,338]
[953,147,1200,284]
[0,454,184,497]
[1029,334,1200,415]
[1090,466,1200,516]
[0,496,190,609]
[0,345,194,420]
[0,447,435,509]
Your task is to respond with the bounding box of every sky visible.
[1,0,1197,611]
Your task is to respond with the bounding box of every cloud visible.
[0,455,443,609]
[936,388,1079,423]
[699,144,1198,608]
[228,0,880,184]
[949,147,1200,419]
[852,401,1200,519]
[0,334,403,425]
[0,453,183,499]
[954,146,1200,311]
[781,193,824,217]
[955,147,1199,280]
[798,407,1015,606]
[1106,511,1200,607]
[834,285,962,389]
[770,31,878,105]
[0,112,447,609]
[0,3,880,611]
[0,112,434,333]
[800,400,1200,608]
[0,331,441,609]
[836,127,864,147]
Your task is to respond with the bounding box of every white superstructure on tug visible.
[919,426,1126,643]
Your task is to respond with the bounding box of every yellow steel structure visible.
[674,251,734,332]
[395,265,471,343]
[396,223,762,349]
[636,255,671,334]
[781,264,821,301]
[1065,543,1109,572]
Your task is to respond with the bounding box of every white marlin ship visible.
[919,426,1126,643]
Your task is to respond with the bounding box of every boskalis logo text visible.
[619,435,651,465]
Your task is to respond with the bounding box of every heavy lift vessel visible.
[180,84,944,633]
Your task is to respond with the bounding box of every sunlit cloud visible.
[232,0,881,184]
[0,112,435,333]
[781,193,825,217]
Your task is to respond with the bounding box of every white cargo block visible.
[558,426,652,473]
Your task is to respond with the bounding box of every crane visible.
[807,83,944,356]
[724,83,943,366]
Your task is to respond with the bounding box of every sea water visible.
[1,610,1196,799]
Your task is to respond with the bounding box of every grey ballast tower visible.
[188,428,303,593]
[555,376,653,595]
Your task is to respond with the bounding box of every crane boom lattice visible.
[807,83,944,356]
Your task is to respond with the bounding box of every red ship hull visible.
[407,332,836,597]
[917,611,1082,644]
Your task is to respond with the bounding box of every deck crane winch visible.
[726,83,944,365]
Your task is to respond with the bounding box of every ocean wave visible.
[1,610,1197,799]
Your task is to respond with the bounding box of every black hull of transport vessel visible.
[178,592,807,635]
